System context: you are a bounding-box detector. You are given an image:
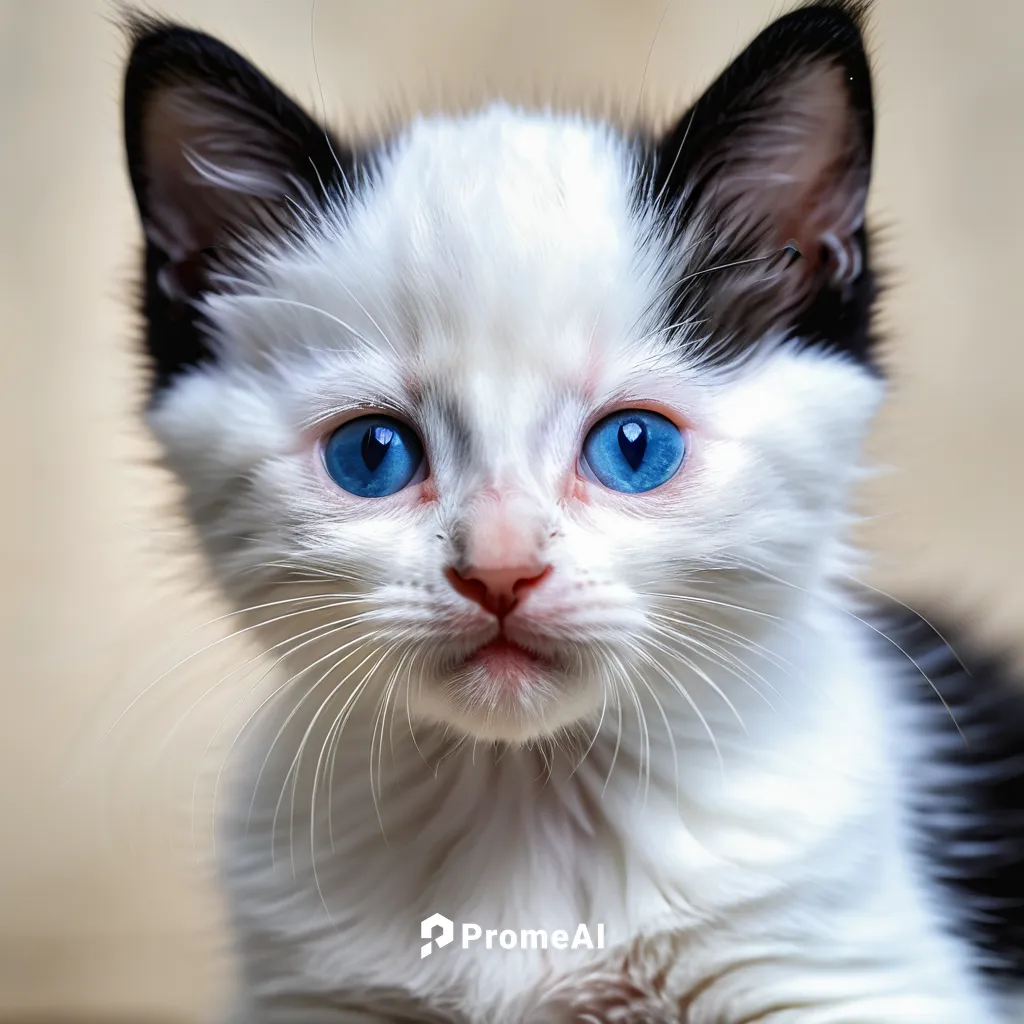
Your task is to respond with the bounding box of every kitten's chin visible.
[413,643,603,745]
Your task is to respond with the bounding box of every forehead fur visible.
[207,105,654,377]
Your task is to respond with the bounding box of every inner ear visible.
[123,22,349,301]
[703,61,869,290]
[141,83,305,264]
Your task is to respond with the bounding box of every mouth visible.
[464,634,546,672]
[425,626,595,743]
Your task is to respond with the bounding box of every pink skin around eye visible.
[567,472,591,504]
[418,477,439,504]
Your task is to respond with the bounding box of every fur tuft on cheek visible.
[149,370,292,494]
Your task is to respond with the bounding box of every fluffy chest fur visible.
[220,609,995,1022]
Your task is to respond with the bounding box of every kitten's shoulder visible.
[872,598,1024,981]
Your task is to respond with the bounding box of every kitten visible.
[122,2,1024,1021]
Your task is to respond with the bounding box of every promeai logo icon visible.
[420,913,454,958]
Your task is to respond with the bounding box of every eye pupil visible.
[618,420,647,470]
[362,425,394,471]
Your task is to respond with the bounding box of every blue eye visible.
[581,409,685,493]
[323,415,425,497]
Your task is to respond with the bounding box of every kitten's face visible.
[126,5,880,744]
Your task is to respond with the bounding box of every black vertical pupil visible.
[362,425,395,471]
[618,420,647,470]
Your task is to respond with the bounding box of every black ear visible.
[644,1,877,368]
[122,17,351,388]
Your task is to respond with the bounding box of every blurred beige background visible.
[2,0,1023,1020]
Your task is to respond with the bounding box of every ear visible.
[647,2,876,366]
[123,16,350,301]
[122,17,353,388]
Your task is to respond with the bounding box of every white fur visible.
[149,107,1005,1022]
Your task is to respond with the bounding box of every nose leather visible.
[449,563,550,617]
[448,492,551,616]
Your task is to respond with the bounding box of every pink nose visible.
[447,564,552,617]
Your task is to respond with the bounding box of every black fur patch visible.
[877,602,1024,981]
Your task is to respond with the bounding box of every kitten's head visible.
[124,3,879,744]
